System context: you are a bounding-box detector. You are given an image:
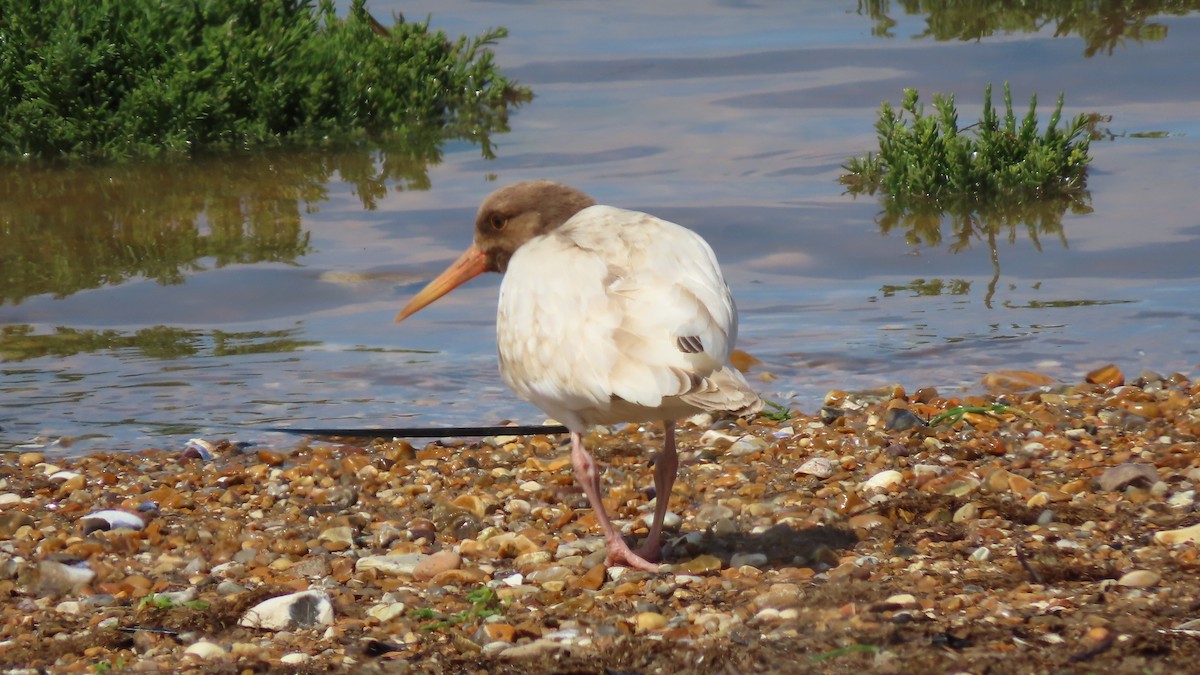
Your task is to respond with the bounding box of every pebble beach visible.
[3,362,1200,673]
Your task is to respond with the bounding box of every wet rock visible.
[819,406,844,424]
[181,438,216,460]
[239,590,334,630]
[27,560,95,596]
[730,552,769,569]
[981,370,1056,392]
[642,510,681,530]
[1155,523,1200,547]
[863,470,904,491]
[499,638,568,660]
[635,611,669,632]
[795,457,835,479]
[727,435,768,456]
[413,550,462,581]
[577,564,606,591]
[317,525,355,551]
[366,602,407,623]
[356,553,426,576]
[950,502,979,523]
[884,408,924,431]
[0,511,35,537]
[1085,363,1124,387]
[693,503,736,530]
[184,641,228,660]
[1098,463,1158,492]
[677,554,723,574]
[473,622,517,645]
[289,555,331,579]
[1118,570,1161,588]
[879,594,920,610]
[18,452,45,467]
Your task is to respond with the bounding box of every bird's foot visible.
[605,539,661,572]
[635,538,664,565]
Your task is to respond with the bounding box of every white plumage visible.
[397,181,760,571]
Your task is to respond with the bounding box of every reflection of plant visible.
[0,138,472,305]
[856,0,1190,56]
[0,324,316,362]
[0,0,530,160]
[880,278,971,297]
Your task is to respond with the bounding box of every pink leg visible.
[637,420,678,562]
[569,431,659,572]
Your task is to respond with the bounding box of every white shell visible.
[80,509,145,533]
[239,590,334,630]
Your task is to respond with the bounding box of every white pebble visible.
[184,641,228,660]
[863,470,904,491]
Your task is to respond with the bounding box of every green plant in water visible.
[845,83,1094,308]
[0,0,530,160]
[842,83,1091,201]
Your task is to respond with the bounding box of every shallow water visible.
[2,1,1199,454]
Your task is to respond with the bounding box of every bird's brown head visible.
[395,180,596,322]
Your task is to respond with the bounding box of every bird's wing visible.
[496,205,752,422]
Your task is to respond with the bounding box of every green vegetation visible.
[138,593,211,611]
[927,403,1029,426]
[0,0,530,160]
[842,83,1091,202]
[760,400,794,422]
[810,643,882,663]
[409,585,504,631]
[91,659,125,675]
[845,84,1094,307]
[857,0,1197,56]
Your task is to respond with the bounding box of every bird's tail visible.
[683,366,763,417]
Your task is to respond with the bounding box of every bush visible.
[842,83,1091,201]
[0,0,529,160]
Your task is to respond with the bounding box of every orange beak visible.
[395,245,489,322]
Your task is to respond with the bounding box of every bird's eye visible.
[489,214,507,231]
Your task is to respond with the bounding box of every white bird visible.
[396,180,761,571]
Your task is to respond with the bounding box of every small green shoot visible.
[761,399,794,422]
[928,404,1029,426]
[809,643,882,662]
[92,658,125,674]
[409,585,504,631]
[137,593,210,611]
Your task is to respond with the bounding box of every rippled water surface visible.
[3,1,1200,453]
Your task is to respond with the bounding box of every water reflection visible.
[0,135,502,305]
[0,325,319,362]
[848,181,1093,306]
[856,0,1197,55]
